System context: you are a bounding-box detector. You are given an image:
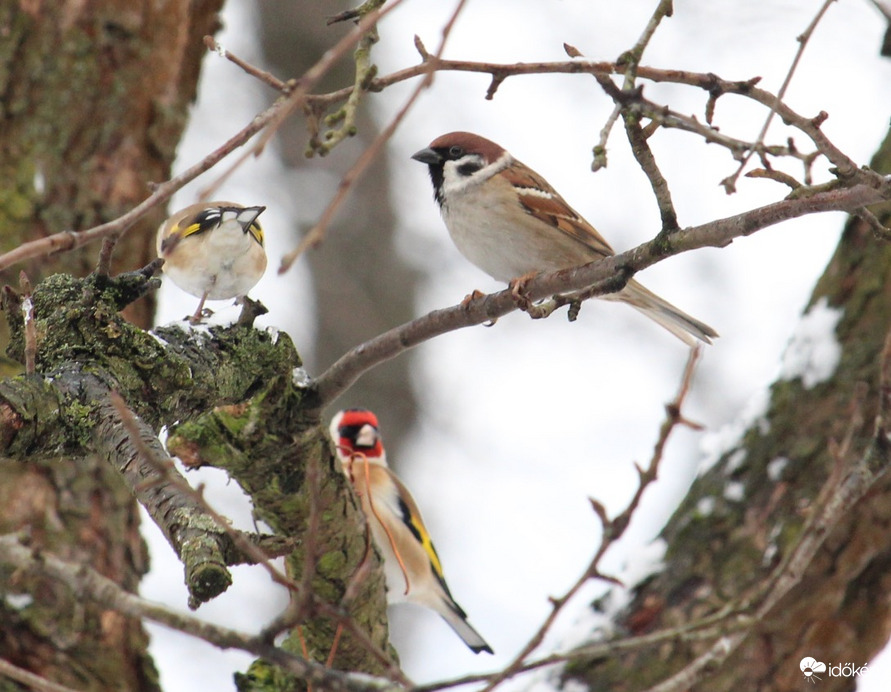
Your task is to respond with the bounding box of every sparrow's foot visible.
[460,289,499,326]
[460,289,487,308]
[508,271,539,312]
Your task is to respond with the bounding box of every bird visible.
[156,202,268,323]
[329,408,493,655]
[411,131,717,346]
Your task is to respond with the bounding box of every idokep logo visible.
[800,657,826,683]
[799,656,868,683]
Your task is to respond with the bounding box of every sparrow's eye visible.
[448,145,464,159]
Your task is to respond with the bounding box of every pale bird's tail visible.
[617,279,717,346]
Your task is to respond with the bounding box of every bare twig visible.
[278,0,470,273]
[250,0,408,158]
[479,350,702,692]
[720,0,838,193]
[0,657,82,692]
[856,207,891,242]
[642,635,743,692]
[203,35,291,92]
[95,235,118,277]
[313,181,889,409]
[0,45,869,276]
[312,0,388,155]
[0,534,383,692]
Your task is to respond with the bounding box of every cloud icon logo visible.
[800,657,826,683]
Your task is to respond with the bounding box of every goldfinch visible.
[156,202,267,323]
[412,132,717,346]
[329,408,493,654]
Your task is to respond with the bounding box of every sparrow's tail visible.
[617,279,718,346]
[436,596,494,655]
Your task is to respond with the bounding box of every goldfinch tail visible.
[437,598,493,654]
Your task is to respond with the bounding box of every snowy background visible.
[145,1,891,689]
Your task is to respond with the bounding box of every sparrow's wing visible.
[501,160,615,259]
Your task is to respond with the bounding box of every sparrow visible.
[156,202,268,323]
[329,408,493,655]
[412,132,717,346]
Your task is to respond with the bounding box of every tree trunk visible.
[0,2,223,689]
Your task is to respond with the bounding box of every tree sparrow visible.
[157,202,267,323]
[330,408,493,655]
[412,132,717,345]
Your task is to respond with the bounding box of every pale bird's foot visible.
[188,308,213,325]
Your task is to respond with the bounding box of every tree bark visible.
[0,2,223,689]
[565,127,891,691]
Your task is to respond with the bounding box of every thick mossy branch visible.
[0,269,310,605]
[1,270,303,446]
[167,383,396,686]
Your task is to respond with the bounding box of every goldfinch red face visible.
[156,201,268,322]
[329,408,385,463]
[412,132,717,346]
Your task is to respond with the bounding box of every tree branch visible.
[313,180,890,408]
[0,533,387,692]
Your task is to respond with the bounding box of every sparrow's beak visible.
[355,423,378,448]
[237,205,266,232]
[411,147,442,165]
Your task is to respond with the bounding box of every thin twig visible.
[0,49,868,275]
[0,534,383,692]
[0,657,82,692]
[479,350,702,692]
[95,235,119,277]
[203,35,290,92]
[277,0,470,273]
[312,181,888,409]
[720,0,838,193]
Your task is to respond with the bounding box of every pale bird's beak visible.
[411,148,442,165]
[237,205,266,232]
[356,423,378,448]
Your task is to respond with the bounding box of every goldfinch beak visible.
[356,423,378,448]
[237,205,266,232]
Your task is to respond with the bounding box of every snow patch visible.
[698,388,770,475]
[696,496,716,516]
[5,593,33,610]
[767,456,789,482]
[778,297,843,389]
[723,481,745,502]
